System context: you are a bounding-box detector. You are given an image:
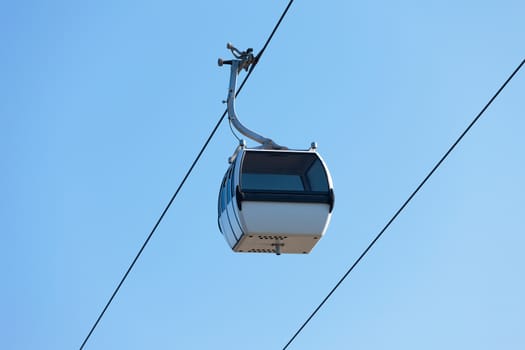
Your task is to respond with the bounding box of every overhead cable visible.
[281,58,525,350]
[78,1,296,349]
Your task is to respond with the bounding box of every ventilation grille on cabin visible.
[257,235,288,240]
[248,248,275,253]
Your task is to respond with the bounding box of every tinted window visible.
[241,151,329,192]
[226,168,232,204]
[231,163,236,198]
[218,173,227,214]
[242,173,304,191]
[306,158,329,191]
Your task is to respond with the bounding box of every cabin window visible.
[305,158,329,191]
[226,167,233,204]
[231,163,237,198]
[218,173,227,214]
[240,152,329,193]
[222,174,228,208]
[242,173,304,191]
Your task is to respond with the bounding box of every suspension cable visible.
[78,1,296,349]
[281,58,525,350]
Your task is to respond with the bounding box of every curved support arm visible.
[226,60,286,149]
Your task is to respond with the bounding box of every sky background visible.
[2,1,524,349]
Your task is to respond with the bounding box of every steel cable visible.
[78,1,296,348]
[281,58,525,350]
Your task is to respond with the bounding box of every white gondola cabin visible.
[218,147,334,254]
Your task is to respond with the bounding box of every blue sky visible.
[2,1,524,349]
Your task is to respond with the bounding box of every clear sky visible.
[2,1,524,349]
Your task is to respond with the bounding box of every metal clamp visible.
[218,43,255,73]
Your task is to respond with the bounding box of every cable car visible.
[218,146,334,254]
[217,44,335,254]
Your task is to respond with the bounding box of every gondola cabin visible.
[218,147,334,254]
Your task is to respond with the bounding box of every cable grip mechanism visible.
[218,43,255,73]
